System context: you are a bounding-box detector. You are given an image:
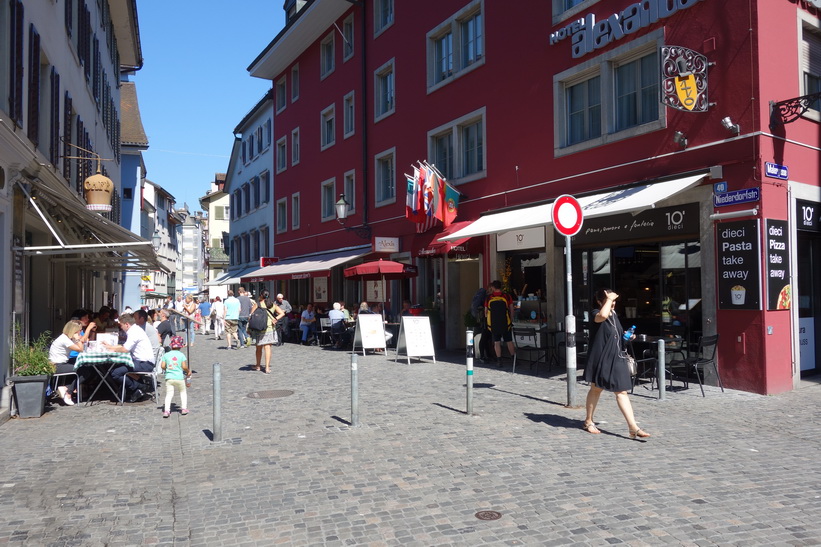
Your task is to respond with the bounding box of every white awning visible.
[439,173,707,242]
[204,272,232,286]
[206,266,260,286]
[241,247,370,282]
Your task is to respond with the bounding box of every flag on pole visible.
[443,182,460,228]
[417,164,438,233]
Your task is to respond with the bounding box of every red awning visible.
[411,221,478,257]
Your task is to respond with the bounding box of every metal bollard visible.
[351,353,359,427]
[212,362,222,442]
[466,329,474,415]
[657,338,666,401]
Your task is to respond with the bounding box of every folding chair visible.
[51,370,82,404]
[120,347,163,406]
[317,317,333,346]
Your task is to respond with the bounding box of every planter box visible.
[9,375,50,418]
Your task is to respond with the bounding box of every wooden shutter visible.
[27,24,41,145]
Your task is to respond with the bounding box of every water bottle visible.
[623,325,636,341]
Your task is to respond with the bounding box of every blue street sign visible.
[764,162,789,180]
[713,181,728,194]
[714,187,760,207]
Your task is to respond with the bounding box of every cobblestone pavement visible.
[2,333,821,546]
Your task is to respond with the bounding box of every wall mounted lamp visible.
[673,131,688,148]
[721,116,740,135]
[335,193,372,239]
[151,229,162,252]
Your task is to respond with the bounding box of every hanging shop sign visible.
[660,46,709,112]
[796,199,821,232]
[765,219,791,310]
[571,203,699,245]
[259,256,279,267]
[498,226,545,252]
[549,0,705,58]
[716,219,761,310]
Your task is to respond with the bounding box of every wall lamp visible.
[721,116,740,135]
[673,131,688,149]
[151,229,162,252]
[335,194,372,239]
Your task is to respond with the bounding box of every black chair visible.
[511,327,547,374]
[628,340,658,394]
[668,334,722,396]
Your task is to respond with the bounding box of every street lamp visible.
[151,229,162,252]
[335,193,371,239]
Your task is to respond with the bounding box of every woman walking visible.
[582,288,651,440]
[183,294,198,347]
[250,290,285,374]
[211,296,225,340]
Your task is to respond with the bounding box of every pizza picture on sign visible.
[776,285,791,310]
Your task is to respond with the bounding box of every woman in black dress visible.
[582,288,651,439]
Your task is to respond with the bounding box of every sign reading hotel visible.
[765,220,791,310]
[716,219,761,310]
[549,0,705,58]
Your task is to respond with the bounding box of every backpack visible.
[471,288,487,322]
[249,305,272,331]
[486,292,511,331]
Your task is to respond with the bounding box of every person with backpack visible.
[485,280,516,365]
[471,285,493,363]
[249,290,285,374]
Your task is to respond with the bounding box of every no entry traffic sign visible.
[552,194,583,237]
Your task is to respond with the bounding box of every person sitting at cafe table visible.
[299,303,317,345]
[105,313,156,403]
[328,302,348,349]
[134,308,161,355]
[68,309,96,363]
[401,300,413,316]
[339,301,351,322]
[49,320,88,406]
[89,306,112,337]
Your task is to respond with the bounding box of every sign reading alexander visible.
[571,203,699,245]
[550,0,705,58]
[765,220,791,310]
[716,219,761,310]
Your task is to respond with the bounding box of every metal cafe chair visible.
[668,334,722,396]
[119,347,163,406]
[511,327,547,374]
[51,370,82,404]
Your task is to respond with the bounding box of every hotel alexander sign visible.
[660,45,709,112]
[550,0,706,58]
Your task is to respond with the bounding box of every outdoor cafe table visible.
[74,351,134,405]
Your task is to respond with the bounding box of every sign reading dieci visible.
[571,203,699,245]
[716,219,761,310]
[550,0,705,58]
[765,220,791,310]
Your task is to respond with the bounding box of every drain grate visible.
[475,511,502,521]
[247,390,294,399]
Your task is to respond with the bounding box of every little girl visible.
[161,336,189,417]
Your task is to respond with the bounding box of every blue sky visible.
[135,1,284,212]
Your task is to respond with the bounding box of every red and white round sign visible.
[552,194,583,237]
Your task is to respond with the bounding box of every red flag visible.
[405,169,425,223]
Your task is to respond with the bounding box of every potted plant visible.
[9,327,54,418]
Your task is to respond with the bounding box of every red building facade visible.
[246,0,821,394]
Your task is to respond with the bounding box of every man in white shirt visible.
[134,309,161,355]
[174,296,185,331]
[105,313,156,402]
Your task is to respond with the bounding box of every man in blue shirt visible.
[223,290,241,350]
[198,298,212,334]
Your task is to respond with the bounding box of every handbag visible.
[608,315,637,376]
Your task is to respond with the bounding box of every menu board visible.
[716,219,761,310]
[352,314,387,355]
[394,316,436,364]
[765,219,791,310]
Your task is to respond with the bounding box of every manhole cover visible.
[475,511,502,521]
[247,390,294,399]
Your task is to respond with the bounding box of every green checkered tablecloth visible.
[74,351,134,370]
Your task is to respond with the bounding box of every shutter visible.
[63,92,72,182]
[803,27,821,79]
[49,68,60,164]
[27,24,41,145]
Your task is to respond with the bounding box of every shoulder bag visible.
[608,315,637,376]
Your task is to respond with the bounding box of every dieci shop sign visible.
[716,220,761,310]
[765,220,791,310]
[571,203,699,245]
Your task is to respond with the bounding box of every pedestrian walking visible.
[211,296,225,340]
[223,290,241,349]
[161,336,189,417]
[485,280,515,364]
[237,287,253,347]
[250,290,285,374]
[582,288,651,439]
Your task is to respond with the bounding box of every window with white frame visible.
[374,0,394,36]
[554,31,664,156]
[275,76,287,113]
[342,14,355,61]
[566,75,601,145]
[291,127,300,165]
[343,91,355,138]
[291,193,300,229]
[291,64,300,101]
[321,104,335,149]
[802,21,821,114]
[321,178,336,221]
[343,170,356,213]
[276,198,288,233]
[374,148,396,205]
[276,136,287,173]
[555,0,590,17]
[427,107,486,183]
[374,59,395,121]
[320,32,335,79]
[427,1,484,90]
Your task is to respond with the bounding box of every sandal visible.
[264,367,270,374]
[253,366,261,371]
[582,421,601,434]
[629,428,651,439]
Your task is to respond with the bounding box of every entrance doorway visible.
[797,232,821,376]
